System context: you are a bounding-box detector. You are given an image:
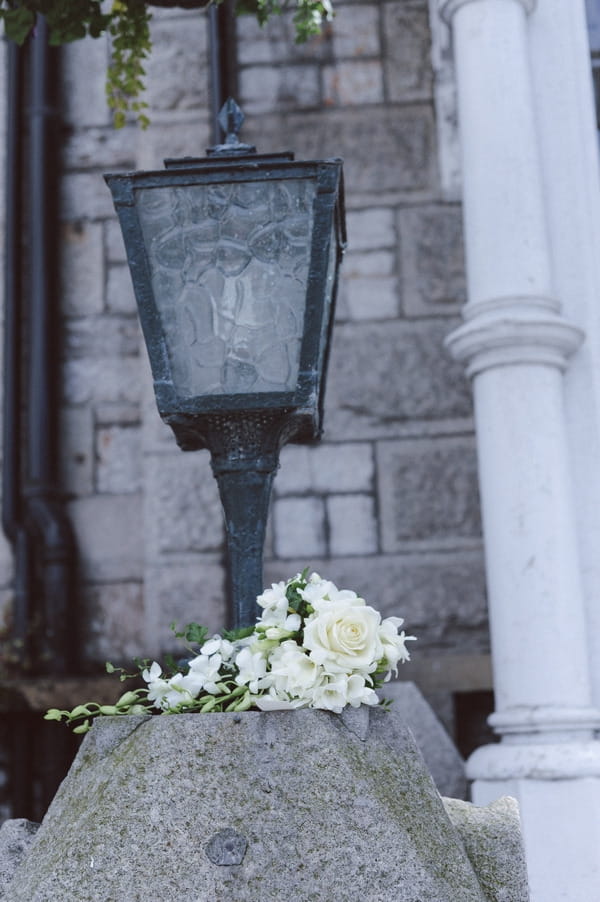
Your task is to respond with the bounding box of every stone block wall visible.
[2,1,488,698]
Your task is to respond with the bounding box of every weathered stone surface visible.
[275,441,374,494]
[325,320,473,439]
[61,36,109,127]
[240,63,321,113]
[377,437,482,548]
[399,205,466,315]
[327,493,378,555]
[63,356,143,405]
[106,264,137,315]
[443,797,530,902]
[340,273,400,320]
[0,820,39,901]
[64,316,140,359]
[96,425,142,495]
[346,207,396,251]
[323,60,384,105]
[60,172,117,221]
[62,125,137,171]
[81,582,145,665]
[237,9,333,65]
[144,454,223,556]
[377,681,466,799]
[146,14,209,111]
[60,221,104,316]
[67,494,143,582]
[6,709,496,901]
[242,106,436,195]
[59,405,94,497]
[383,4,433,100]
[332,4,380,57]
[272,496,327,558]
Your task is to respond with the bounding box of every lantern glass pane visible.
[135,178,317,397]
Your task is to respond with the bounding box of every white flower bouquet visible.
[46,571,415,733]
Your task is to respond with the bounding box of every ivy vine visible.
[0,0,333,128]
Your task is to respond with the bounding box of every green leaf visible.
[2,7,36,45]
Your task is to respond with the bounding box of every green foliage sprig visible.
[0,0,333,128]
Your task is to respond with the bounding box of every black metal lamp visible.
[105,100,345,628]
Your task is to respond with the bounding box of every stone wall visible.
[4,0,488,705]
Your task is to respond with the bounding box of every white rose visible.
[303,601,383,674]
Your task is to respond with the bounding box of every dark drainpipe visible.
[2,39,33,659]
[2,21,77,676]
[24,18,77,676]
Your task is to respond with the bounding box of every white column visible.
[527,0,600,711]
[440,0,600,898]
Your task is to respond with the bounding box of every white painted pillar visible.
[527,0,600,712]
[440,0,600,898]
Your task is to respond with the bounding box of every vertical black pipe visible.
[2,39,34,656]
[24,19,77,675]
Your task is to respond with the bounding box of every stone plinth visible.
[6,708,527,901]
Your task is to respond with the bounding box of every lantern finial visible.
[207,98,256,157]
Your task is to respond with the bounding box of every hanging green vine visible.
[0,0,333,128]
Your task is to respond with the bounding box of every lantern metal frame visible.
[105,117,346,627]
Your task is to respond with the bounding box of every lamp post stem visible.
[211,454,278,629]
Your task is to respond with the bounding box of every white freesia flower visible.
[256,581,290,627]
[268,640,323,697]
[142,661,162,683]
[200,635,235,661]
[253,690,308,711]
[303,600,383,674]
[146,671,196,710]
[234,646,272,694]
[344,674,380,708]
[378,616,416,678]
[185,652,223,695]
[310,677,352,713]
[299,574,364,612]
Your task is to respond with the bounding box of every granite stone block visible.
[323,60,384,105]
[0,820,39,901]
[273,496,327,558]
[240,64,321,113]
[145,14,208,111]
[325,320,473,439]
[376,680,466,800]
[275,442,374,494]
[332,4,381,57]
[327,493,378,555]
[383,4,433,100]
[67,494,143,582]
[60,221,104,316]
[346,207,396,251]
[443,797,530,901]
[144,454,223,556]
[242,106,436,194]
[96,425,142,495]
[377,437,482,548]
[399,205,466,315]
[81,582,145,665]
[6,709,502,901]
